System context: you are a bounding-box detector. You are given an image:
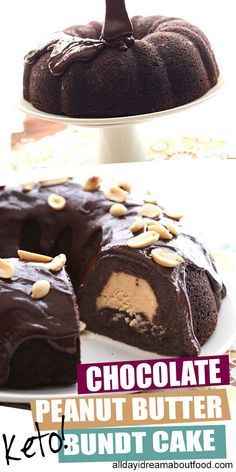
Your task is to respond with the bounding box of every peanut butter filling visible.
[96,272,158,322]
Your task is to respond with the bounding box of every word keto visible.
[58,425,226,463]
[1,418,65,466]
[77,356,229,394]
[31,389,230,430]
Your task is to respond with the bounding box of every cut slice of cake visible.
[0,255,80,388]
[0,180,225,360]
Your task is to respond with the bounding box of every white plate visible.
[17,76,224,128]
[0,293,235,403]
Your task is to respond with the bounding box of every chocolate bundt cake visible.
[23,0,219,118]
[0,178,225,363]
[0,256,80,388]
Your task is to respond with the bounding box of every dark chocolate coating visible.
[0,257,80,387]
[25,33,134,77]
[102,0,133,41]
[25,0,134,75]
[23,14,219,117]
[0,182,225,360]
[25,0,134,76]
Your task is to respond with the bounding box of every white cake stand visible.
[17,76,224,164]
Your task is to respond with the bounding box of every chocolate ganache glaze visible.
[25,0,134,75]
[23,2,219,117]
[102,0,133,41]
[0,257,79,386]
[0,181,225,359]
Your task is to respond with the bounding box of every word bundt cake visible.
[0,177,225,388]
[23,0,219,118]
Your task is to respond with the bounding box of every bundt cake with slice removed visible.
[23,0,219,118]
[0,255,80,388]
[0,178,225,362]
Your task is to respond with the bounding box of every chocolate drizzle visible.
[101,0,133,41]
[25,33,106,75]
[49,35,106,75]
[24,0,134,76]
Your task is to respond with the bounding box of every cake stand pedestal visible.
[17,77,224,164]
[99,124,145,163]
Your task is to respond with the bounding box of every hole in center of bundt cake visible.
[96,272,158,322]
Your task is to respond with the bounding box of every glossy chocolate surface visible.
[0,257,78,385]
[24,0,134,75]
[102,0,133,40]
[0,182,224,291]
[0,181,225,367]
